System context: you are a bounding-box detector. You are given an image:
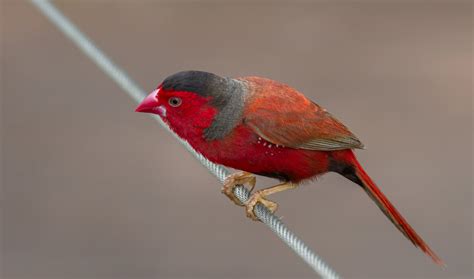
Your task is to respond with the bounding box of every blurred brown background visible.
[2,1,472,278]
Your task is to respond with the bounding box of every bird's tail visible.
[334,150,444,266]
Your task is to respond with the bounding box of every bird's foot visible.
[222,171,256,206]
[245,191,278,221]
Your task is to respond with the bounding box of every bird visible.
[136,70,443,265]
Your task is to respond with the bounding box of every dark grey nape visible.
[162,70,246,141]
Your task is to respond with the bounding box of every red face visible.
[135,85,218,139]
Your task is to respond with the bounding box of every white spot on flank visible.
[263,142,267,146]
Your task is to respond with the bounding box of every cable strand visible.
[29,1,341,278]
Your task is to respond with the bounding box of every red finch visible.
[136,70,443,265]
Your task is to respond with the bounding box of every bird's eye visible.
[168,97,182,107]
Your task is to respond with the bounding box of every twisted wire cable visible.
[29,1,341,278]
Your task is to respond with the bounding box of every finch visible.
[136,70,443,265]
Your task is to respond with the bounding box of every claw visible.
[222,175,296,221]
[221,171,256,206]
[245,191,278,221]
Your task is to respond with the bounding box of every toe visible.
[263,200,278,214]
[246,206,260,221]
[245,193,262,221]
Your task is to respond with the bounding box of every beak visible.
[136,89,159,113]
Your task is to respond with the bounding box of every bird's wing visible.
[241,77,364,151]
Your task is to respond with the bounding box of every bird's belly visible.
[199,132,331,182]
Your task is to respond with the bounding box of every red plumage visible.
[136,71,443,266]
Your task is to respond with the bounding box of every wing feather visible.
[241,77,364,151]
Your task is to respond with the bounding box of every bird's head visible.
[136,71,245,141]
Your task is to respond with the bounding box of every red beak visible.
[136,89,159,113]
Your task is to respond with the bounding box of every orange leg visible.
[221,171,256,206]
[245,182,298,221]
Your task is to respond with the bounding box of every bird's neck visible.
[202,79,247,141]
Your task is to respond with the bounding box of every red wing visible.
[242,77,364,151]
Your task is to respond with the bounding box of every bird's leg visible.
[221,171,256,206]
[245,182,297,221]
